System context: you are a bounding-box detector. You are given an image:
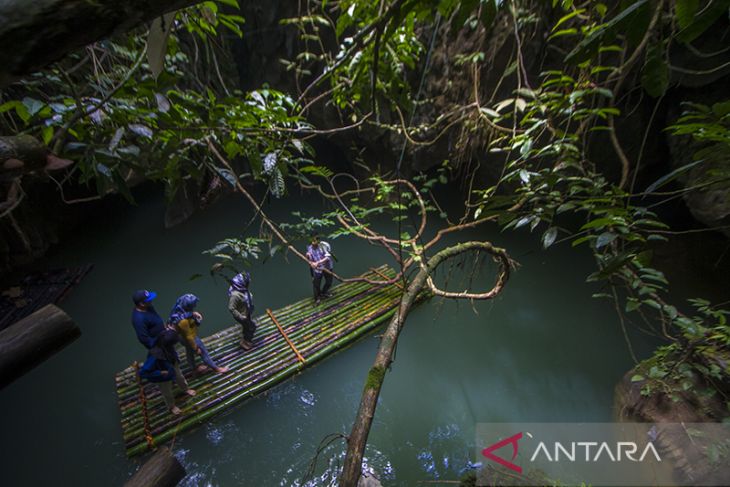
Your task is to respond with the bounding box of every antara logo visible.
[529,441,662,463]
[481,432,662,473]
[481,432,523,474]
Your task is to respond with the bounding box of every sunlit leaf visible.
[542,227,558,248]
[128,124,153,138]
[147,12,176,79]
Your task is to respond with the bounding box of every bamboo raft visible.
[115,265,415,457]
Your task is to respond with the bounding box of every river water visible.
[0,186,657,486]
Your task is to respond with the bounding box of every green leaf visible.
[624,0,650,48]
[224,140,241,159]
[565,0,648,63]
[644,159,702,194]
[663,304,678,320]
[542,227,558,248]
[41,126,53,145]
[514,216,534,229]
[712,100,730,117]
[631,374,645,382]
[580,217,615,231]
[214,166,237,186]
[595,231,617,249]
[22,97,44,116]
[571,235,594,247]
[552,8,585,31]
[648,365,666,379]
[641,42,668,98]
[147,13,176,79]
[626,299,641,312]
[96,163,112,178]
[248,149,262,176]
[13,102,31,123]
[0,101,19,114]
[519,169,530,183]
[216,0,240,8]
[676,0,730,43]
[675,0,699,30]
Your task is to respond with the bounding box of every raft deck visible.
[115,265,414,457]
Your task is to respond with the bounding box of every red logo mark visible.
[481,432,523,474]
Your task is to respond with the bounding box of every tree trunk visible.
[124,447,186,487]
[0,0,205,86]
[0,303,80,389]
[339,241,512,486]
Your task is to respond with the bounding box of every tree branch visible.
[339,240,513,486]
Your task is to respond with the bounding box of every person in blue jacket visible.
[139,327,196,415]
[131,289,165,349]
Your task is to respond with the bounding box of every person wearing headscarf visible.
[138,327,196,415]
[306,234,334,304]
[169,293,229,375]
[228,272,256,350]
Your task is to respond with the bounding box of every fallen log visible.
[124,447,185,487]
[0,303,80,389]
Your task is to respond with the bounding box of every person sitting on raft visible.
[306,234,334,304]
[139,327,196,415]
[169,293,229,375]
[228,272,256,351]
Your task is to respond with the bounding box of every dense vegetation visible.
[1,0,729,485]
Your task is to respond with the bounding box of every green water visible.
[0,188,656,486]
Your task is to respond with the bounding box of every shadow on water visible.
[0,186,660,486]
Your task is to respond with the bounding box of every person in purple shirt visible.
[131,289,164,349]
[306,234,334,304]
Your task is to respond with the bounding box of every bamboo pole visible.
[267,309,305,363]
[370,267,403,290]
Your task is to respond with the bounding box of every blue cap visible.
[132,289,157,305]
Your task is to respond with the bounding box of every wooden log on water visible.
[124,447,185,487]
[0,303,80,389]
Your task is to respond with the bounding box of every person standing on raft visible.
[306,234,334,304]
[169,293,229,375]
[139,327,196,415]
[228,272,256,351]
[131,289,165,349]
